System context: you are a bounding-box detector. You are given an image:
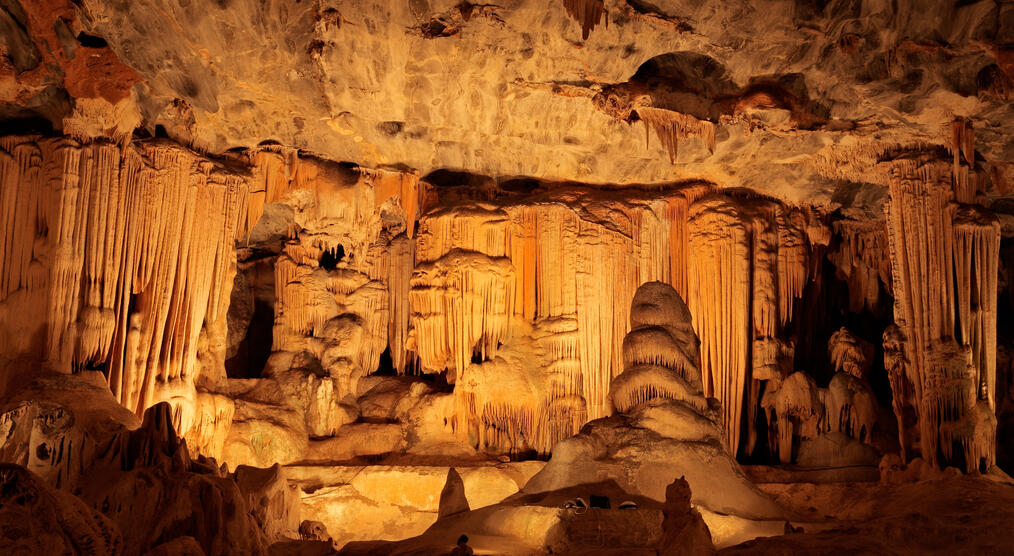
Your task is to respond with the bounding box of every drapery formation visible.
[885,148,999,471]
[831,218,892,313]
[410,186,825,455]
[0,136,246,422]
[687,194,824,453]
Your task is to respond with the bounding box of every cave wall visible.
[0,125,1005,471]
[0,135,244,456]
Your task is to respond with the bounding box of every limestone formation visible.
[523,281,787,548]
[885,145,1000,472]
[2,1,1014,553]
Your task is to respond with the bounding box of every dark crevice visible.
[76,32,108,48]
[225,298,273,379]
[319,245,345,270]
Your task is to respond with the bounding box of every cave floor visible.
[725,471,1014,555]
[292,465,1014,555]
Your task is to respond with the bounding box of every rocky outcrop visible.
[0,376,300,555]
[0,463,122,555]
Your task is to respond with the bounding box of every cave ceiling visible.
[2,0,1011,211]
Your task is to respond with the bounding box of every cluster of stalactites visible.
[831,219,892,313]
[273,240,390,380]
[0,136,246,416]
[412,186,710,420]
[637,107,716,164]
[686,194,819,454]
[409,249,515,381]
[885,147,999,472]
[247,147,422,376]
[453,318,585,456]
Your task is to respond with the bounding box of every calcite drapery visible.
[885,151,999,471]
[0,136,245,432]
[412,184,822,457]
[687,193,818,454]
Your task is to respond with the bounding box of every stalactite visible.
[241,149,421,245]
[776,208,809,326]
[0,136,247,420]
[950,117,977,202]
[663,185,712,299]
[561,0,605,40]
[637,107,716,164]
[831,219,892,313]
[687,196,752,453]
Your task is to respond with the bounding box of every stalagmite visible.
[761,371,822,463]
[883,324,912,461]
[824,371,878,443]
[828,327,874,379]
[525,280,787,548]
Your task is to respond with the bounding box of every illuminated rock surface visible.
[2,0,1014,554]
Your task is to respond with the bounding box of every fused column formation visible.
[0,136,246,426]
[885,149,1000,471]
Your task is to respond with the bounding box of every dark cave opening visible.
[374,347,396,376]
[740,248,899,465]
[225,297,274,379]
[75,32,108,48]
[319,245,345,270]
[995,236,1014,473]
